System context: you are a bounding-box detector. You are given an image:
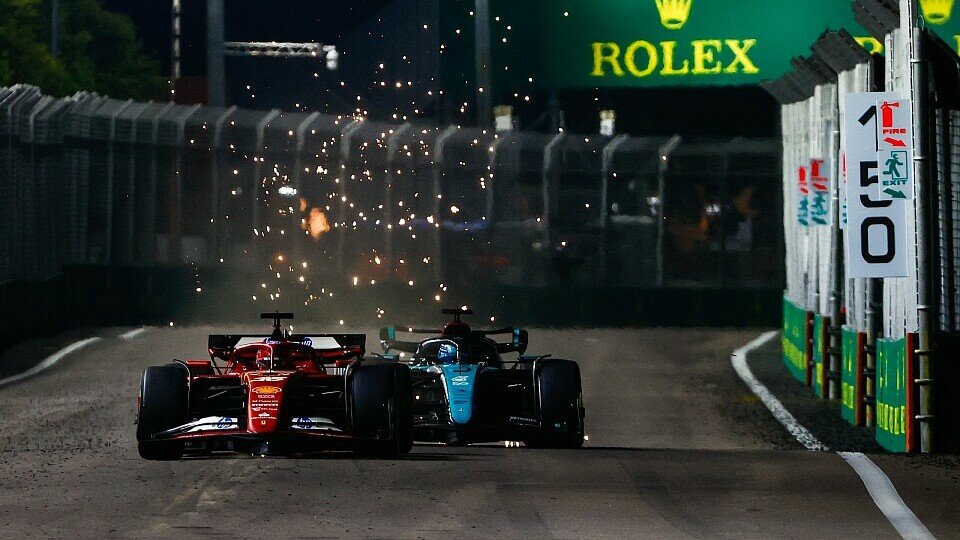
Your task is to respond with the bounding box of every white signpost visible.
[842,92,910,278]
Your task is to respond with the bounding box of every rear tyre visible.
[350,364,413,457]
[525,359,584,449]
[136,364,188,460]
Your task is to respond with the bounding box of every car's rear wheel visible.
[136,364,188,460]
[525,359,584,449]
[349,363,413,457]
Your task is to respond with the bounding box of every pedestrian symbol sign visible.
[878,149,910,200]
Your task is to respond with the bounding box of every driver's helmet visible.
[437,342,457,364]
[256,347,272,371]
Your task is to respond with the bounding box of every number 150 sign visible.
[841,92,910,279]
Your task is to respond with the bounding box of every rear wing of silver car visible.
[378,326,527,355]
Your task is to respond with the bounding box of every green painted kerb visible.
[781,296,807,383]
[876,337,907,453]
[840,326,861,425]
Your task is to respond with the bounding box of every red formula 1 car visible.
[135,313,412,460]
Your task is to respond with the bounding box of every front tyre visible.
[526,359,584,449]
[136,364,188,460]
[349,364,413,457]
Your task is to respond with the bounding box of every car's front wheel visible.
[349,363,413,457]
[525,359,584,449]
[136,364,189,460]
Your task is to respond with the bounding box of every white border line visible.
[119,327,148,340]
[731,330,828,451]
[839,452,935,540]
[0,337,102,389]
[733,331,936,540]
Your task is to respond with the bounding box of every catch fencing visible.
[764,0,960,452]
[0,84,782,294]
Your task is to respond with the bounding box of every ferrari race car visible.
[135,312,412,460]
[379,308,584,447]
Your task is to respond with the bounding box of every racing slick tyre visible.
[526,359,584,449]
[349,364,413,457]
[136,364,189,460]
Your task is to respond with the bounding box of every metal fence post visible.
[385,123,413,269]
[828,123,844,400]
[211,105,237,263]
[909,19,935,453]
[251,109,280,238]
[336,119,363,275]
[432,125,458,282]
[104,99,134,264]
[657,136,682,287]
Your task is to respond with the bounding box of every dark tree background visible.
[0,0,165,100]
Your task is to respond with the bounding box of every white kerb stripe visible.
[733,331,935,540]
[120,327,148,340]
[839,452,936,540]
[730,330,828,451]
[0,337,102,389]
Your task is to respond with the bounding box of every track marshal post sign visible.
[842,92,910,278]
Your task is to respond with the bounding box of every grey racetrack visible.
[1,327,957,538]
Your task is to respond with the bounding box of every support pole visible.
[50,0,59,58]
[474,0,492,127]
[828,123,843,400]
[171,0,182,96]
[865,278,882,426]
[907,0,935,453]
[207,0,226,107]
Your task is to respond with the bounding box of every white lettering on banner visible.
[876,98,914,201]
[809,157,831,226]
[842,92,909,279]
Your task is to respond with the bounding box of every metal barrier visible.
[603,136,675,287]
[0,86,781,294]
[763,0,960,452]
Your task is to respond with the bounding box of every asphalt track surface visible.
[1,327,958,538]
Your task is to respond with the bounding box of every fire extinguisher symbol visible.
[879,101,908,148]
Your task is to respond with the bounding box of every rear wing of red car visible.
[378,326,527,355]
[208,333,366,360]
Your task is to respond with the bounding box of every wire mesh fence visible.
[0,84,783,293]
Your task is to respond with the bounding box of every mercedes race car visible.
[135,312,412,460]
[379,309,584,448]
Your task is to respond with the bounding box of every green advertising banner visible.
[459,0,960,94]
[781,296,807,384]
[840,326,864,425]
[876,337,907,452]
[811,314,826,398]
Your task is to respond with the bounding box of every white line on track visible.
[730,330,828,451]
[839,452,935,540]
[0,337,101,389]
[732,331,936,540]
[119,327,148,340]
